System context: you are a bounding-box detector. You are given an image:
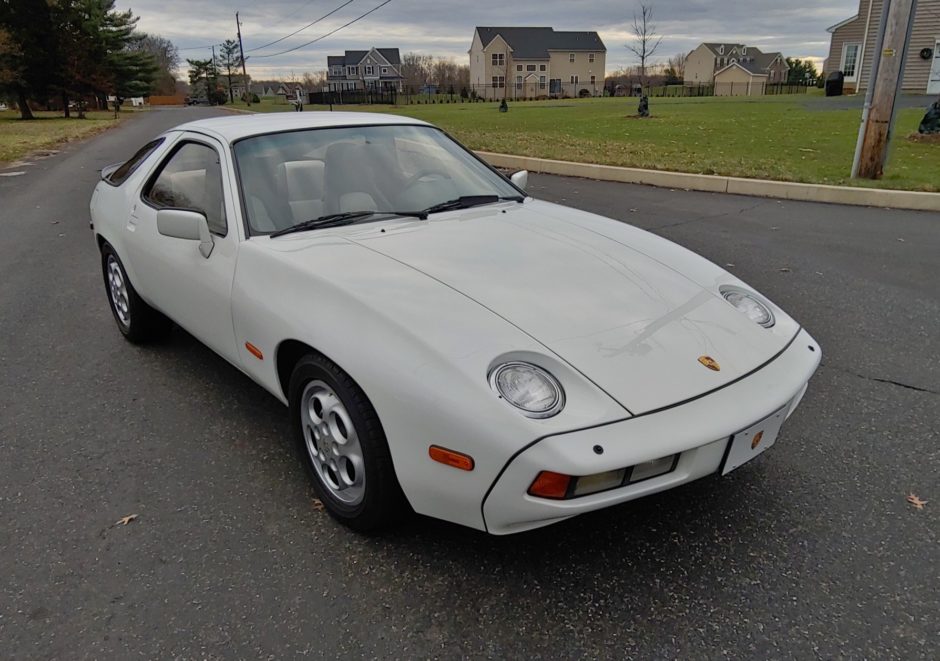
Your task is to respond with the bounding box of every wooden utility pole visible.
[852,0,918,179]
[236,12,251,106]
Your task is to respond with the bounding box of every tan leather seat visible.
[276,160,325,222]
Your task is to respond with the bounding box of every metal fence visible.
[610,83,811,98]
[306,81,811,106]
[468,81,603,101]
[308,89,398,105]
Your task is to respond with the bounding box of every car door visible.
[127,134,241,364]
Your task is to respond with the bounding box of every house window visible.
[539,64,546,71]
[590,75,596,85]
[381,67,389,74]
[516,64,523,71]
[570,75,579,84]
[365,65,374,76]
[492,76,504,89]
[347,66,358,76]
[526,64,536,71]
[589,53,595,63]
[569,53,575,62]
[516,75,523,89]
[742,47,748,55]
[718,45,724,55]
[539,75,546,89]
[332,67,342,76]
[492,53,504,66]
[841,43,860,80]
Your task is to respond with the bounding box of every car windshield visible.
[233,124,522,234]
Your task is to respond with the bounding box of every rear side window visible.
[106,138,165,186]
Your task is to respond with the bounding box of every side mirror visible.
[510,169,528,191]
[157,208,214,258]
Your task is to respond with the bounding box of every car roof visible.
[172,111,430,143]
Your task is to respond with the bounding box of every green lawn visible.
[0,110,127,164]
[239,95,940,192]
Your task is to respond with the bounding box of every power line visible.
[251,0,393,59]
[178,43,223,51]
[245,0,356,52]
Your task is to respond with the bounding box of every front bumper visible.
[481,329,821,534]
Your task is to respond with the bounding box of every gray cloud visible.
[123,0,859,78]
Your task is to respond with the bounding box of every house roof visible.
[376,48,401,65]
[475,27,606,59]
[826,16,859,33]
[328,48,401,67]
[702,43,752,56]
[700,42,787,74]
[714,61,769,78]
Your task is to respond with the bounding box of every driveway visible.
[1,107,937,658]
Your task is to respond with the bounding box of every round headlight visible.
[720,286,775,328]
[489,362,564,418]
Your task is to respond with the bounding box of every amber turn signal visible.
[429,445,475,471]
[527,470,572,499]
[245,342,264,360]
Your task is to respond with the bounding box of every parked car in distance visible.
[89,113,821,534]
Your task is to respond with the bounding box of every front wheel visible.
[289,352,408,532]
[100,242,171,343]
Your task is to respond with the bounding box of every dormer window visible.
[718,45,724,55]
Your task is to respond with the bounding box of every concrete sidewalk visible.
[479,151,940,213]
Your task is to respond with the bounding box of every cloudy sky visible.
[122,0,861,79]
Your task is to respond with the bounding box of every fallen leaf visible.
[897,238,905,242]
[312,499,325,512]
[115,513,138,526]
[725,263,735,268]
[779,267,791,273]
[906,493,927,510]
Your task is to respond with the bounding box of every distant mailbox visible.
[825,71,845,97]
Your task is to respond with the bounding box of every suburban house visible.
[469,27,607,99]
[685,43,789,95]
[276,82,308,102]
[827,0,940,94]
[326,48,404,92]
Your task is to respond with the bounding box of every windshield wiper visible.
[420,195,523,216]
[269,210,428,238]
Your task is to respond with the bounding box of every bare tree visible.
[666,52,687,80]
[302,70,327,92]
[624,4,663,87]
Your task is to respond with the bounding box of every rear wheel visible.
[289,352,408,531]
[100,242,172,343]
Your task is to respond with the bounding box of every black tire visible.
[289,352,409,532]
[100,242,172,343]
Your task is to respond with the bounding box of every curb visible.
[476,151,940,213]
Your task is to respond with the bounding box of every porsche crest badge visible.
[698,355,720,371]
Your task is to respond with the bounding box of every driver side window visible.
[145,141,227,236]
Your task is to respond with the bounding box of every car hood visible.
[350,200,798,415]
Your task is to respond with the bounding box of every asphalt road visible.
[1,107,937,659]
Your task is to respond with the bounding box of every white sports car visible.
[90,113,820,535]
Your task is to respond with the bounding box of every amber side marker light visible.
[528,471,573,499]
[429,445,475,471]
[245,342,263,360]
